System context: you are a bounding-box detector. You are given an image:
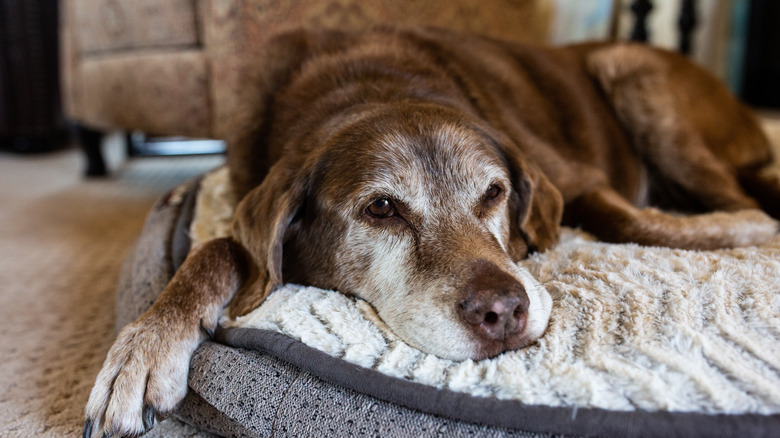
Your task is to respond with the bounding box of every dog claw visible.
[83,419,93,438]
[200,319,215,338]
[143,405,156,430]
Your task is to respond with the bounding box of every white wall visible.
[549,0,616,44]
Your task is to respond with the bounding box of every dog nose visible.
[459,263,530,341]
[460,293,529,340]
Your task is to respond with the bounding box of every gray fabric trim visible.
[115,177,199,331]
[171,176,201,272]
[115,185,188,331]
[216,327,780,438]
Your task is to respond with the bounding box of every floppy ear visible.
[504,150,564,259]
[227,160,308,317]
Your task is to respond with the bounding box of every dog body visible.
[84,28,779,437]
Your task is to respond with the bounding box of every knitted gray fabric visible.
[181,341,572,438]
[114,179,779,438]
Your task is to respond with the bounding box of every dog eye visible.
[483,185,502,202]
[366,198,395,218]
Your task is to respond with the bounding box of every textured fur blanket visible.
[195,167,780,416]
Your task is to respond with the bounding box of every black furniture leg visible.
[78,125,107,176]
[678,0,697,55]
[630,0,653,42]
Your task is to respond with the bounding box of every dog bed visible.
[116,167,780,437]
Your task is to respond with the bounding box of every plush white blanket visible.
[196,167,780,415]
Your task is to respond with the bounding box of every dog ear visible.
[513,164,563,255]
[503,149,564,259]
[227,159,308,317]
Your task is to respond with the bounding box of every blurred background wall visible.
[0,0,778,156]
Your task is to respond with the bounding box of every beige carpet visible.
[0,140,222,437]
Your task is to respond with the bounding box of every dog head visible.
[232,104,560,360]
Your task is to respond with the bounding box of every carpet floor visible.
[0,141,222,437]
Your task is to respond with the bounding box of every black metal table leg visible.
[78,125,107,176]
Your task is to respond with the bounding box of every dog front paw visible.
[83,313,203,438]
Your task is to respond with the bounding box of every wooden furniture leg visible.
[630,0,653,42]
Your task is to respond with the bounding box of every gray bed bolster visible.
[211,327,780,438]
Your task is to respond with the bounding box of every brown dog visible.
[84,27,779,437]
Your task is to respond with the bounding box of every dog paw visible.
[726,209,779,247]
[83,312,204,438]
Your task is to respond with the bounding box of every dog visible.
[83,27,780,437]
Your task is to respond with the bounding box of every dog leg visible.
[589,44,769,213]
[83,238,249,438]
[565,187,778,250]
